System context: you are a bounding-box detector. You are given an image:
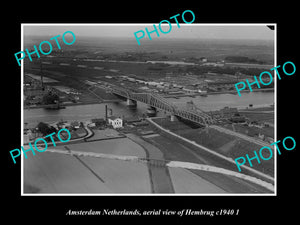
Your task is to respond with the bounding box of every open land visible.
[23,35,275,194]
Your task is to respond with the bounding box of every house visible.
[71,121,80,129]
[89,123,96,128]
[24,129,35,143]
[124,117,142,124]
[108,116,123,129]
[258,133,265,140]
[24,134,30,144]
[56,121,71,129]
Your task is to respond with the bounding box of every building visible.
[91,118,106,127]
[56,121,71,129]
[108,116,123,129]
[85,80,97,86]
[258,133,265,140]
[200,57,207,62]
[139,86,149,91]
[71,121,80,129]
[183,86,199,93]
[230,114,246,123]
[24,129,35,143]
[109,69,119,73]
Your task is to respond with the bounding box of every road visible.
[23,124,274,194]
[125,133,175,193]
[42,147,273,192]
[143,134,273,193]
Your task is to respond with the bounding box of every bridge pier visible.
[127,99,137,108]
[170,114,177,122]
[112,87,214,126]
[146,106,157,117]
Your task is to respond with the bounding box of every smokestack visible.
[40,61,44,89]
[105,105,108,124]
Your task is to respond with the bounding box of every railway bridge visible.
[110,86,214,126]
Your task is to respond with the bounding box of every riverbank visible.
[24,99,122,110]
[206,87,274,95]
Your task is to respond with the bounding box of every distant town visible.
[23,52,274,109]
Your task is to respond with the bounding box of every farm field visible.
[151,118,274,177]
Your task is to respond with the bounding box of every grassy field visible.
[24,150,151,194]
[24,138,152,194]
[144,132,272,193]
[168,167,226,193]
[152,118,274,176]
[241,112,274,124]
[24,35,274,81]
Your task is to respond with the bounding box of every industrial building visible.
[108,116,123,129]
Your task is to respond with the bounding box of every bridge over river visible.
[110,86,215,127]
[109,86,270,147]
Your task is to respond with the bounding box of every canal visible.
[24,91,274,127]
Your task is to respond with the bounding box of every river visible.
[24,91,274,127]
[171,91,274,111]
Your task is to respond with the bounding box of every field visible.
[24,151,151,193]
[168,168,226,193]
[143,132,272,193]
[24,138,151,193]
[23,136,234,194]
[151,118,274,176]
[24,36,274,77]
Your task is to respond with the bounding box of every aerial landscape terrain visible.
[22,25,275,194]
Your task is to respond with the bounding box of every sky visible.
[23,24,275,41]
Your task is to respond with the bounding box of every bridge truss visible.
[110,86,215,126]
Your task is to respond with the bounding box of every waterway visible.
[24,91,274,127]
[171,91,274,111]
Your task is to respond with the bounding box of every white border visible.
[21,23,277,196]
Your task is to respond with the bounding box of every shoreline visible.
[205,88,274,95]
[24,88,274,110]
[24,99,122,110]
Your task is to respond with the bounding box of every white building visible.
[108,116,123,129]
[200,57,207,62]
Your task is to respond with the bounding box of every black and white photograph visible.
[21,24,276,195]
[4,5,298,223]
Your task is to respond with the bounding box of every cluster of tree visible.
[42,91,59,104]
[36,122,57,136]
